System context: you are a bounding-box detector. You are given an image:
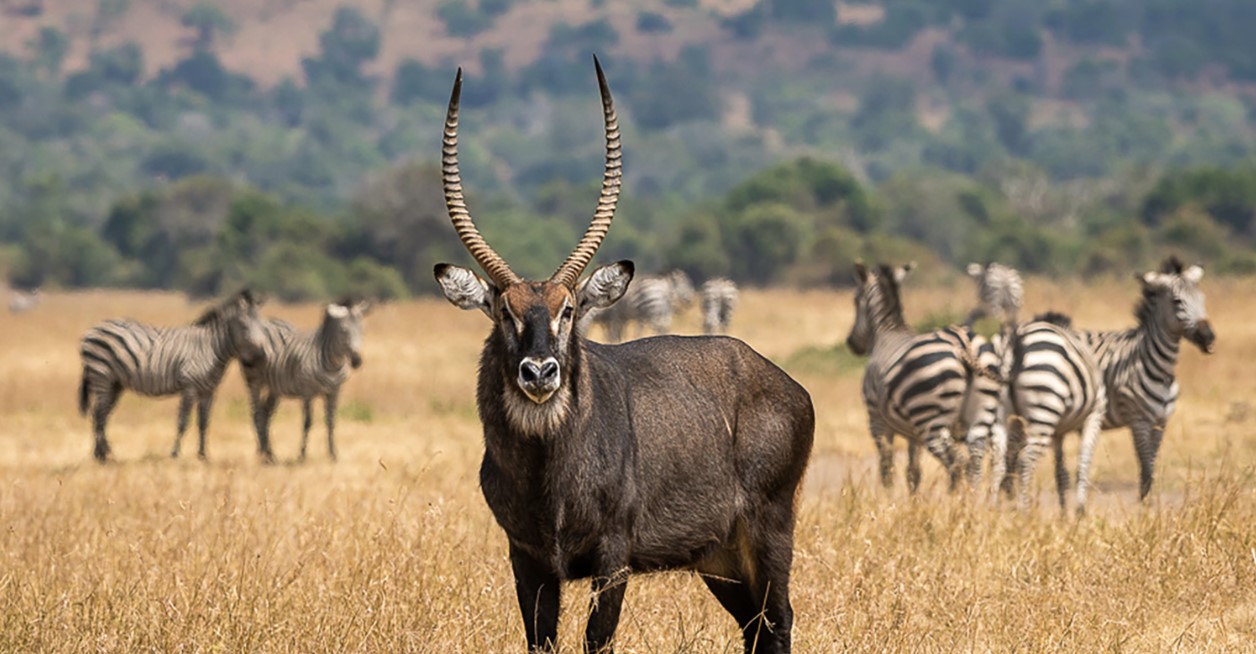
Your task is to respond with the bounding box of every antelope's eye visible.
[562,306,574,320]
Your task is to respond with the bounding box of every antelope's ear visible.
[435,264,495,317]
[853,261,869,284]
[1183,265,1204,284]
[577,260,634,312]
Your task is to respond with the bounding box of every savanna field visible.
[2,278,1255,652]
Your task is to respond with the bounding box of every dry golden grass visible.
[2,279,1255,652]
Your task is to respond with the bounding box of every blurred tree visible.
[26,26,69,77]
[303,6,381,92]
[181,2,236,52]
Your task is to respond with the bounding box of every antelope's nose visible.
[519,358,559,388]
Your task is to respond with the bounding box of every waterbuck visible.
[433,58,815,654]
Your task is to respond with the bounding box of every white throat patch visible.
[503,385,571,437]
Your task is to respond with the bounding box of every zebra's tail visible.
[78,370,91,416]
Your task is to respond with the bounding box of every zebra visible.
[243,298,370,464]
[8,287,41,314]
[700,277,739,335]
[587,269,695,342]
[78,289,266,462]
[1001,312,1107,515]
[965,262,1024,329]
[846,262,1003,492]
[1078,256,1215,500]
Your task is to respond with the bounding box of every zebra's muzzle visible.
[1189,320,1216,354]
[350,352,363,369]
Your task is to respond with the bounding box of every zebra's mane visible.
[192,289,255,326]
[1133,256,1186,328]
[874,264,907,327]
[1034,311,1073,328]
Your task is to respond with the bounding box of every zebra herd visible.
[850,256,1214,515]
[584,269,739,341]
[78,291,370,463]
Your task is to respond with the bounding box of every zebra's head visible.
[846,262,913,355]
[434,58,634,423]
[197,289,267,365]
[324,298,372,369]
[1136,256,1215,354]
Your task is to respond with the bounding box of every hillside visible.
[3,0,1256,296]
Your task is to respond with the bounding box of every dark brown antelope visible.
[433,58,815,654]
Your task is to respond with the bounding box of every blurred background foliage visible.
[2,0,1256,299]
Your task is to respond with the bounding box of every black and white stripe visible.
[966,262,1024,328]
[847,263,1001,492]
[588,270,694,342]
[1079,257,1215,499]
[77,289,266,462]
[700,278,739,335]
[244,298,370,463]
[1002,312,1107,515]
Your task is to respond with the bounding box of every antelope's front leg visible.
[509,543,561,653]
[585,540,630,653]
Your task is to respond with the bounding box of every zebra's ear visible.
[353,299,373,317]
[327,303,350,319]
[853,262,869,284]
[893,262,915,283]
[435,263,495,317]
[1137,271,1167,290]
[966,262,983,277]
[1183,265,1204,284]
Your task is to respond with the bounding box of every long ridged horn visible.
[551,55,622,288]
[443,68,521,288]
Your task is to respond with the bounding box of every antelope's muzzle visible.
[518,357,560,403]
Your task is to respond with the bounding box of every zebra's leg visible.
[1134,421,1167,501]
[247,383,274,464]
[1074,410,1104,517]
[870,420,895,490]
[1016,428,1050,512]
[906,439,923,494]
[195,394,213,461]
[324,392,338,462]
[170,391,196,459]
[1001,415,1027,500]
[91,383,121,462]
[1052,436,1069,514]
[924,427,962,492]
[988,418,1009,503]
[965,429,988,491]
[298,398,313,462]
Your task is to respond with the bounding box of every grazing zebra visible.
[846,262,1001,492]
[588,269,695,342]
[8,287,41,314]
[78,289,266,462]
[965,262,1024,328]
[1002,312,1107,515]
[243,298,370,463]
[700,277,739,335]
[1079,256,1215,499]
